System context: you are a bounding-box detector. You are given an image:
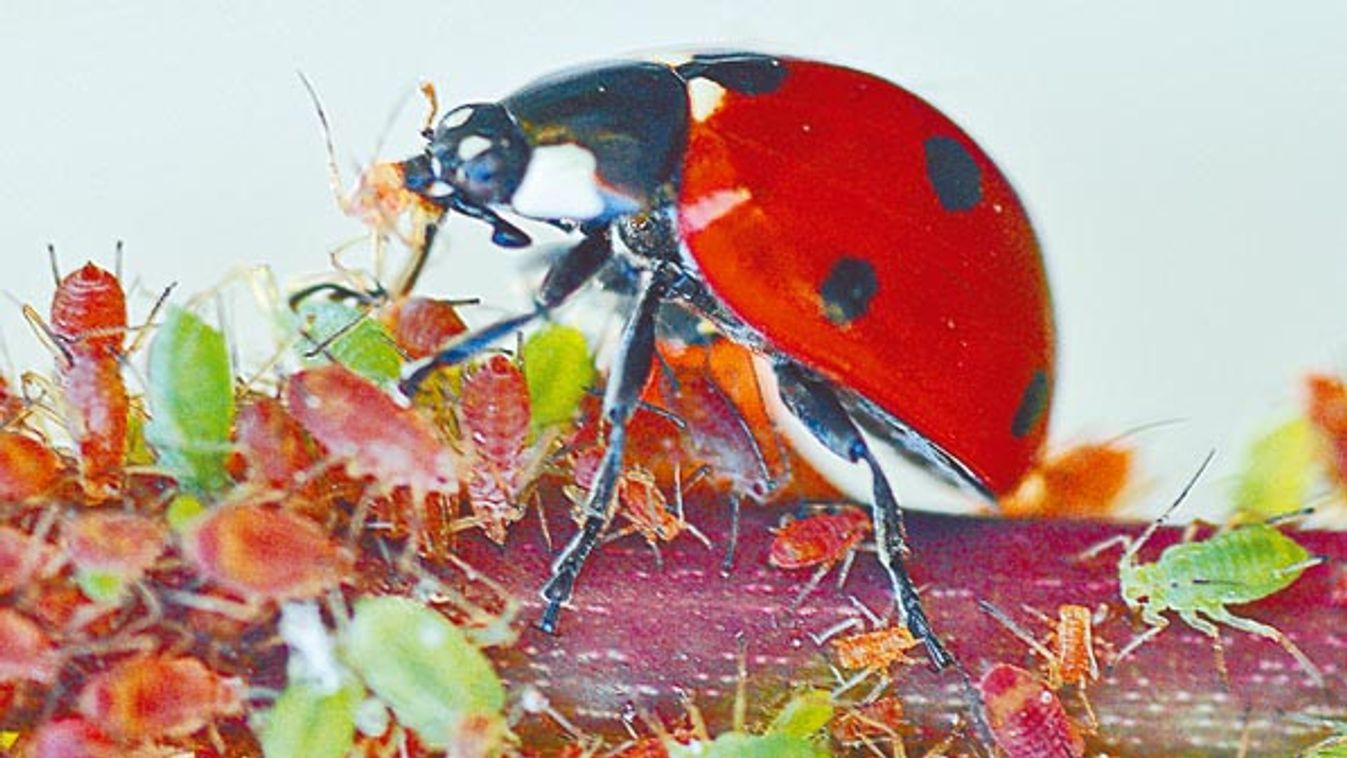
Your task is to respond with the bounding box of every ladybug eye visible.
[457,152,505,202]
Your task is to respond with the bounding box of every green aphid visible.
[1103,454,1323,684]
[259,677,361,758]
[144,306,234,494]
[296,300,402,387]
[766,689,834,738]
[74,569,124,605]
[667,688,833,758]
[1233,416,1316,519]
[521,324,594,432]
[341,596,508,753]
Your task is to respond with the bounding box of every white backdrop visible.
[2,2,1345,517]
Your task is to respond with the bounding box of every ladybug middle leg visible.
[773,359,953,670]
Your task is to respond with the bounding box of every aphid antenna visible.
[1263,505,1315,527]
[810,616,864,646]
[122,281,177,358]
[46,243,62,286]
[297,71,351,215]
[1121,449,1216,568]
[976,599,1055,663]
[1100,416,1189,446]
[114,239,124,282]
[21,304,72,367]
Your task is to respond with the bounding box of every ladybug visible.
[398,51,1055,668]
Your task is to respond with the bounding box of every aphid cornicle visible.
[395,51,1055,663]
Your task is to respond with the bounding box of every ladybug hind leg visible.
[773,359,953,670]
[539,270,668,633]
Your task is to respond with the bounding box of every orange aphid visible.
[830,695,905,743]
[769,507,870,570]
[831,625,922,672]
[1050,605,1099,688]
[50,262,127,358]
[0,431,62,502]
[382,296,468,361]
[286,364,455,499]
[0,608,60,684]
[76,654,241,741]
[181,503,351,603]
[1000,439,1134,519]
[65,511,167,580]
[58,355,128,501]
[978,663,1084,758]
[234,396,318,489]
[1306,372,1347,491]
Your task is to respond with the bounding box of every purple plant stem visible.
[449,495,1347,756]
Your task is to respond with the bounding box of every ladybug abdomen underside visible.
[677,58,1055,493]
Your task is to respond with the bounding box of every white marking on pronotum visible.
[688,77,727,122]
[510,143,605,221]
[680,187,751,233]
[457,135,492,162]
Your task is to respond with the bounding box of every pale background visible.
[2,2,1345,517]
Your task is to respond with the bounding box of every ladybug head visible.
[404,103,530,207]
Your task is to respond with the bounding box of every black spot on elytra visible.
[819,257,878,325]
[1010,369,1049,439]
[677,53,787,95]
[924,135,982,212]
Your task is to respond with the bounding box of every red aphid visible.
[20,717,119,758]
[0,431,62,502]
[1000,439,1134,519]
[460,354,535,543]
[287,364,456,499]
[58,355,128,501]
[50,262,127,358]
[383,296,468,360]
[0,607,60,684]
[234,396,318,489]
[978,663,1084,758]
[65,511,167,581]
[830,695,906,743]
[1307,372,1347,491]
[768,506,871,570]
[181,502,351,603]
[76,654,242,742]
[0,525,53,595]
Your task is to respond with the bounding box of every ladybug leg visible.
[399,230,611,394]
[539,271,668,634]
[772,360,953,670]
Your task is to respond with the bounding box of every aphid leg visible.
[810,616,863,646]
[1202,606,1324,685]
[538,273,666,634]
[1175,609,1231,688]
[401,230,611,393]
[774,359,951,670]
[849,594,886,628]
[1110,618,1168,670]
[1075,533,1132,563]
[976,599,1056,663]
[789,562,834,609]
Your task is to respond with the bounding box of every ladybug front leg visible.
[400,230,611,392]
[772,359,953,670]
[539,271,668,634]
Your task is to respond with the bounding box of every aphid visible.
[521,323,595,432]
[829,695,905,744]
[1306,372,1347,494]
[341,596,509,755]
[19,718,119,758]
[978,663,1084,758]
[0,525,54,596]
[395,52,1057,664]
[296,298,403,387]
[1092,454,1324,684]
[978,601,1099,691]
[287,364,455,502]
[0,431,62,502]
[64,511,168,603]
[0,608,60,684]
[50,260,127,358]
[144,305,235,494]
[76,654,242,742]
[382,295,469,361]
[1231,416,1316,520]
[180,502,351,605]
[831,625,922,675]
[233,396,319,490]
[459,353,540,543]
[769,506,871,605]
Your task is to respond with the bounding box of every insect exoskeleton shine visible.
[392,51,1056,671]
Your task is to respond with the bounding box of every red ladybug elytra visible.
[397,51,1055,667]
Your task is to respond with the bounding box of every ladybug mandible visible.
[398,52,1055,669]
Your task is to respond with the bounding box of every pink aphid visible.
[58,355,128,501]
[0,525,53,595]
[0,431,63,502]
[50,262,127,358]
[234,396,318,489]
[459,354,535,543]
[0,607,60,684]
[978,663,1084,758]
[21,717,119,758]
[181,502,351,603]
[769,506,871,570]
[664,370,775,503]
[77,654,242,742]
[286,364,455,498]
[65,511,167,582]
